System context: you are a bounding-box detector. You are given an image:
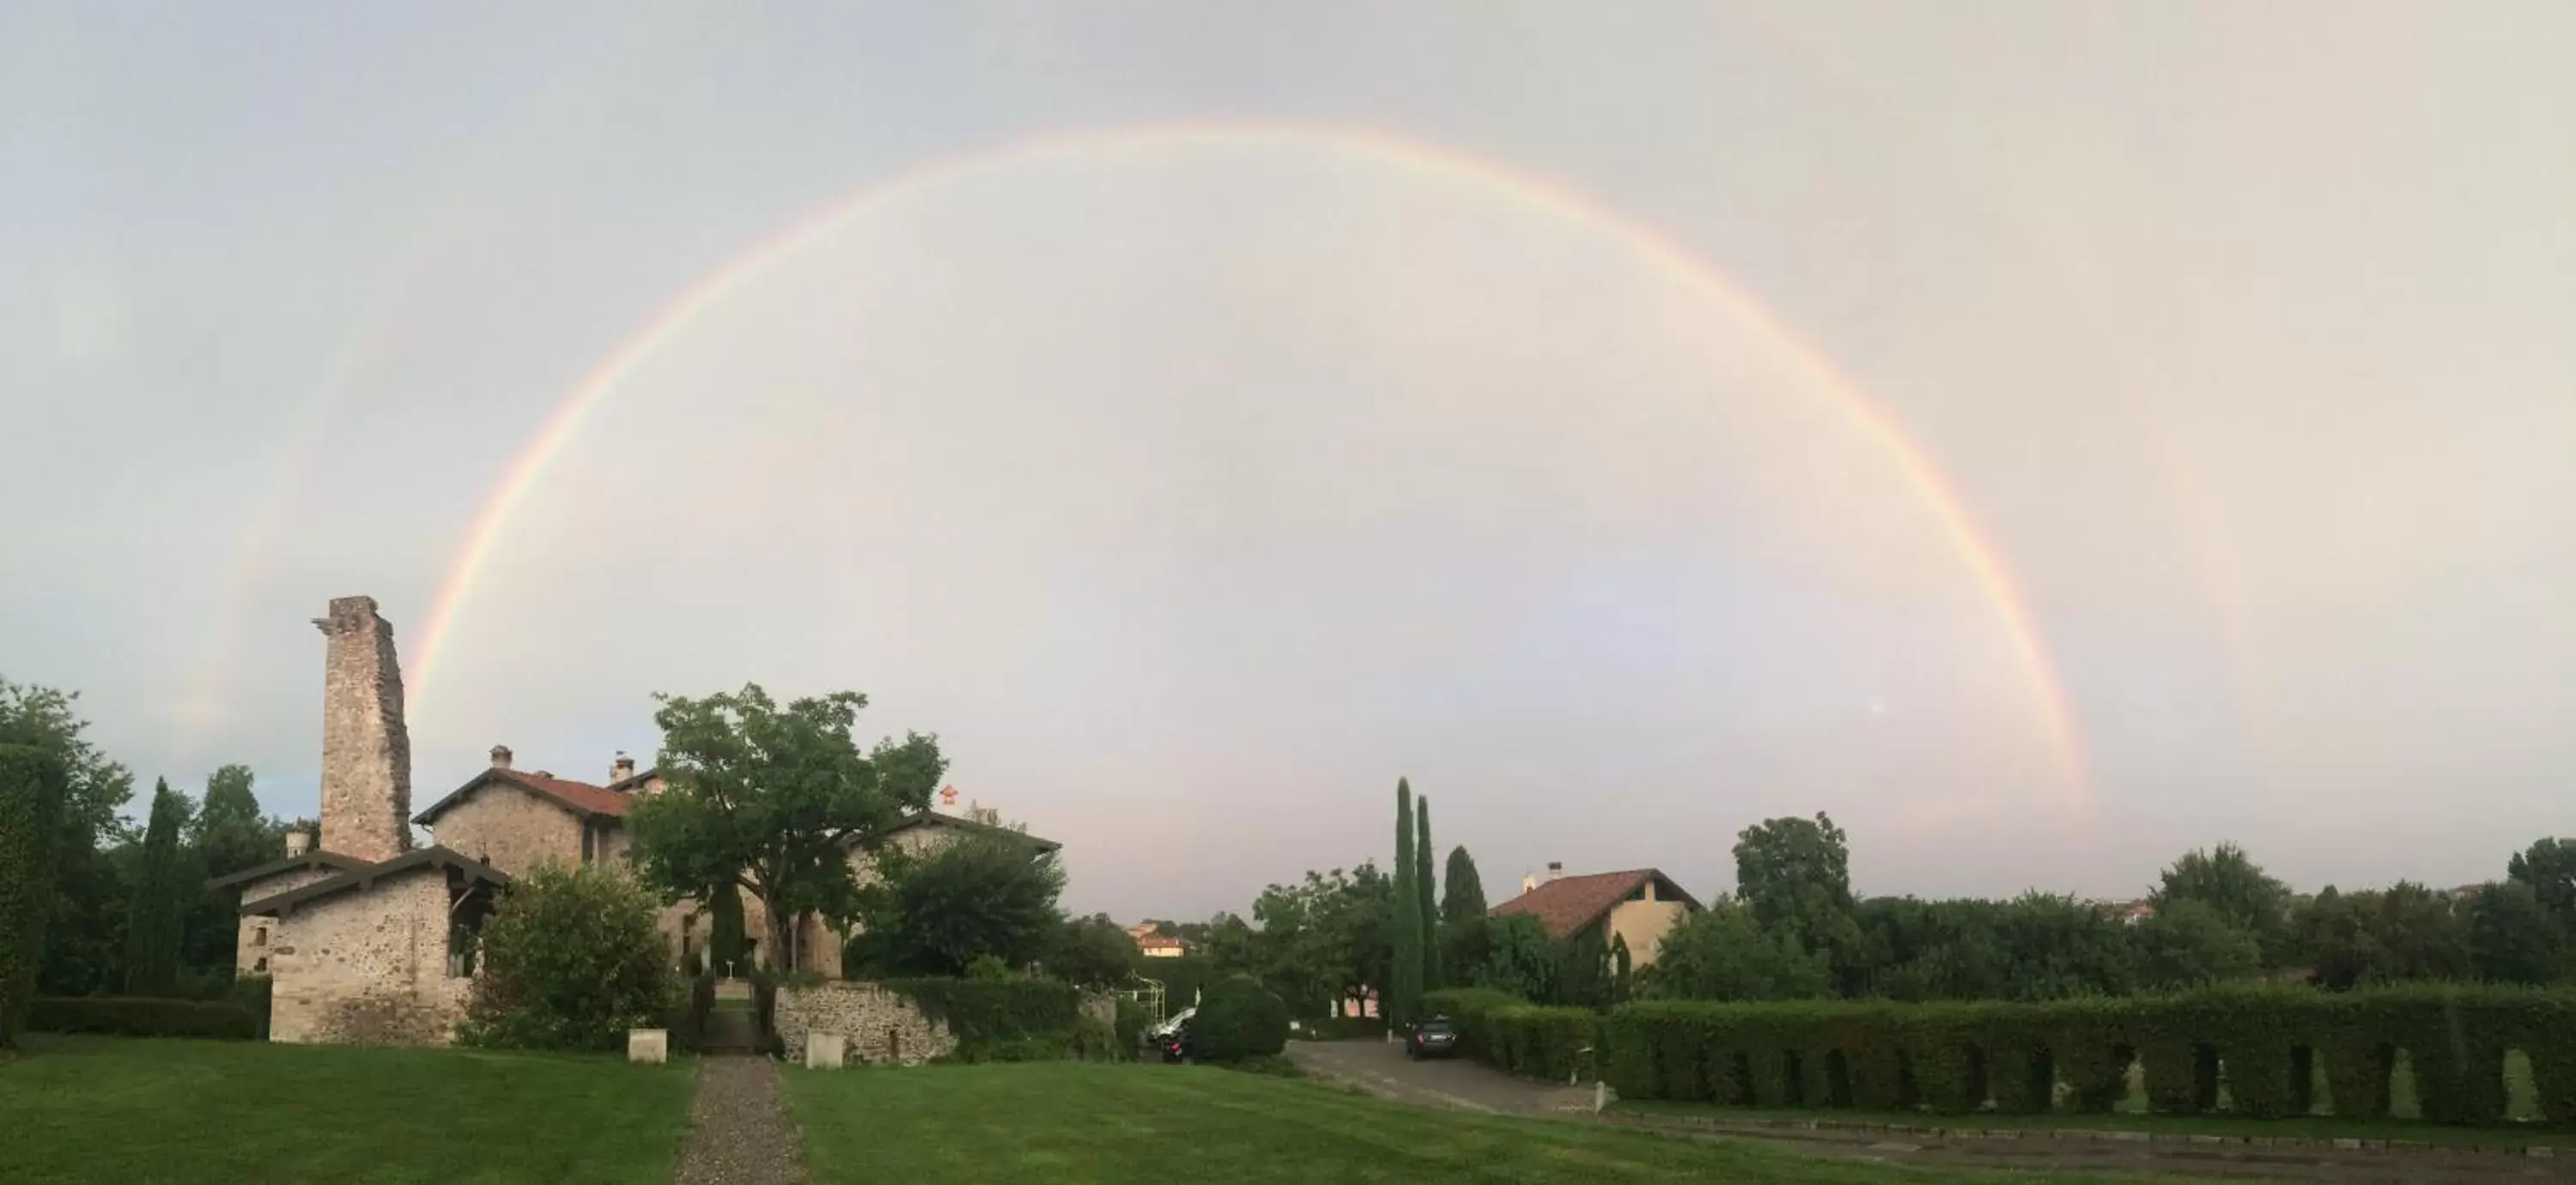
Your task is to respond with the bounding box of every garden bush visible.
[27,996,260,1039]
[1192,975,1289,1061]
[883,975,1081,1047]
[1601,985,2576,1125]
[1425,987,1598,1081]
[457,863,677,1052]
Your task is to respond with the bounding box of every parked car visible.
[1406,1015,1459,1060]
[1145,1006,1195,1045]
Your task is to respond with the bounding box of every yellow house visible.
[1487,866,1701,968]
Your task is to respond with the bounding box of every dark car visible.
[1406,1015,1459,1060]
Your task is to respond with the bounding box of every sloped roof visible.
[1489,869,1700,939]
[240,846,512,917]
[876,809,1061,854]
[604,766,659,793]
[206,849,370,891]
[413,767,634,826]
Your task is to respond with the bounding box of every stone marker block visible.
[628,1029,668,1065]
[806,1030,847,1069]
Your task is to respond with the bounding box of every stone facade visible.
[234,866,340,975]
[774,983,955,1066]
[313,596,412,864]
[431,783,585,876]
[267,866,471,1045]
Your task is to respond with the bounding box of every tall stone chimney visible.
[283,829,312,859]
[312,596,413,863]
[611,751,635,784]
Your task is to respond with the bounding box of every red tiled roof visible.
[413,767,634,825]
[1489,869,1701,939]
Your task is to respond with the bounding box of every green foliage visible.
[229,975,272,1039]
[629,683,946,962]
[2509,838,2576,934]
[27,996,260,1039]
[459,862,677,1051]
[1048,913,1139,988]
[1135,954,1222,1012]
[1415,794,1437,991]
[1231,862,1392,1018]
[2134,898,2262,989]
[1474,913,1557,1002]
[1603,984,2576,1126]
[1734,813,1862,975]
[883,975,1082,1053]
[2297,882,2474,990]
[189,765,273,882]
[1425,987,1600,1081]
[0,678,135,863]
[1390,779,1420,1027]
[2467,879,2567,985]
[1114,995,1151,1049]
[0,744,67,1046]
[1849,893,2139,1002]
[846,833,1065,976]
[1643,901,1832,1002]
[122,778,191,996]
[709,879,747,975]
[1441,846,1486,925]
[2154,842,2294,967]
[1193,975,1290,1061]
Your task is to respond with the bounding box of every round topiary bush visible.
[1192,975,1289,1061]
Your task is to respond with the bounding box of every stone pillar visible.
[312,596,413,863]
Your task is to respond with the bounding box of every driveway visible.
[1282,1040,2576,1183]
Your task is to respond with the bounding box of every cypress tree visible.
[1443,846,1487,924]
[1416,794,1438,990]
[1391,778,1419,1027]
[0,745,67,1047]
[123,778,190,996]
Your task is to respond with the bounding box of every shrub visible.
[458,863,677,1052]
[27,996,259,1039]
[884,975,1081,1046]
[1194,975,1290,1061]
[229,975,273,1040]
[0,745,66,1048]
[1114,996,1152,1050]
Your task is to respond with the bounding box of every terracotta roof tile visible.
[1488,869,1701,939]
[413,767,634,825]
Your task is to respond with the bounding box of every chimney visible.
[489,744,513,770]
[1546,861,1564,883]
[283,829,312,859]
[611,751,635,784]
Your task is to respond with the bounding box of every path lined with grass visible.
[0,1036,692,1184]
[676,1055,808,1185]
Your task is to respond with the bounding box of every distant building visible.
[1487,863,1702,969]
[1137,934,1186,958]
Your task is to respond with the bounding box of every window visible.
[252,927,268,947]
[252,957,267,973]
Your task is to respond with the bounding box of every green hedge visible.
[1425,988,1601,1082]
[1194,976,1290,1061]
[884,975,1082,1055]
[1605,985,2576,1125]
[0,745,66,1048]
[27,997,262,1040]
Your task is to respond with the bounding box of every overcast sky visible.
[5,2,2571,921]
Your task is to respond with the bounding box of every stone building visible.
[216,594,1060,1045]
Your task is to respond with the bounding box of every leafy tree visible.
[459,863,677,1050]
[1643,900,1832,1001]
[2152,842,2293,966]
[1473,913,1556,1001]
[2297,882,2474,989]
[1439,914,1494,994]
[189,764,272,881]
[0,678,136,858]
[2508,838,2576,939]
[1234,864,1393,1017]
[708,879,747,975]
[1734,812,1861,975]
[1048,913,1140,988]
[122,779,192,995]
[1442,846,1486,924]
[1415,793,1437,991]
[0,744,68,1047]
[2134,898,2261,989]
[628,683,945,970]
[2465,880,2566,985]
[846,834,1066,977]
[1390,779,1420,1026]
[1192,975,1289,1061]
[1993,892,2138,1000]
[0,679,133,1000]
[1200,911,1260,976]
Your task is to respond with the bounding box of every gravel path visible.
[675,1055,807,1185]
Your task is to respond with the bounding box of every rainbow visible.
[408,119,2087,795]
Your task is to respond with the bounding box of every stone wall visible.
[313,596,412,864]
[234,866,341,975]
[775,983,955,1066]
[268,868,471,1045]
[429,784,583,878]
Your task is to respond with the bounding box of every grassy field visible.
[1613,1051,2557,1151]
[783,1061,2191,1183]
[0,1036,693,1184]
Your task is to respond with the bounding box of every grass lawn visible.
[0,1036,694,1184]
[1613,1051,2559,1152]
[783,1061,2193,1183]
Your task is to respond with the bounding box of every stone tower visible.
[313,595,413,862]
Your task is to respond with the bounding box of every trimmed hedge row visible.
[1605,984,2576,1126]
[1425,988,1601,1082]
[27,997,263,1040]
